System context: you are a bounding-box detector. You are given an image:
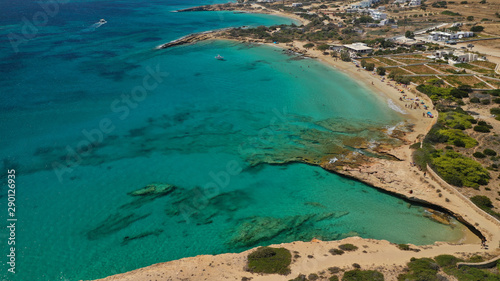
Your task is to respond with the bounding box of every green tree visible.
[365,63,375,71]
[317,44,329,51]
[467,16,474,21]
[340,51,351,62]
[470,25,484,32]
[376,66,386,75]
[405,30,415,38]
[303,43,315,49]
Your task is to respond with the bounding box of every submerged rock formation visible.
[127,183,176,197]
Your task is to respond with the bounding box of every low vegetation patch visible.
[338,244,358,251]
[398,258,439,281]
[400,255,500,281]
[343,270,384,281]
[430,150,490,188]
[329,248,345,255]
[397,244,411,251]
[439,110,475,129]
[247,247,292,275]
[416,84,454,102]
[470,195,500,219]
[438,129,477,148]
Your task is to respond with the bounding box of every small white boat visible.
[99,19,107,24]
[215,54,224,60]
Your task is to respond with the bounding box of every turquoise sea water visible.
[0,1,468,280]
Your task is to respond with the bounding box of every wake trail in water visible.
[81,19,107,33]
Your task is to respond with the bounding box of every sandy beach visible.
[91,8,500,281]
[92,39,500,281]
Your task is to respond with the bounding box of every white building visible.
[379,19,389,26]
[343,42,373,54]
[371,11,387,20]
[292,3,303,7]
[456,31,474,38]
[360,0,372,8]
[433,49,454,59]
[451,51,478,63]
[428,31,474,41]
[409,0,421,5]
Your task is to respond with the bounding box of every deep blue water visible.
[0,1,468,280]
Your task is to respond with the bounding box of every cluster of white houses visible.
[349,0,382,8]
[394,0,421,6]
[346,7,391,24]
[328,42,479,64]
[428,49,479,64]
[427,31,474,41]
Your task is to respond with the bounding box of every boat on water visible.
[99,19,107,24]
[215,54,224,60]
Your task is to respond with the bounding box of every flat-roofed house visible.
[343,42,373,54]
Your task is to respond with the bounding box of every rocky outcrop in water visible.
[128,183,176,197]
[86,213,151,240]
[227,212,350,248]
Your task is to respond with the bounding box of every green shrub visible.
[303,43,315,49]
[468,255,484,262]
[329,276,339,281]
[483,149,497,156]
[473,125,490,133]
[434,255,462,267]
[342,270,384,281]
[416,84,454,101]
[329,248,345,255]
[426,123,450,143]
[410,142,421,149]
[289,274,306,281]
[438,129,477,148]
[441,10,461,16]
[491,108,500,115]
[481,99,491,105]
[413,142,436,170]
[493,98,500,104]
[329,267,341,274]
[471,195,493,209]
[247,247,292,275]
[431,150,490,187]
[473,152,486,158]
[398,244,411,250]
[470,97,480,103]
[308,273,319,280]
[398,258,439,281]
[470,25,484,32]
[439,110,475,129]
[376,66,386,75]
[453,139,465,147]
[365,63,375,71]
[451,88,469,99]
[317,44,329,51]
[339,244,358,251]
